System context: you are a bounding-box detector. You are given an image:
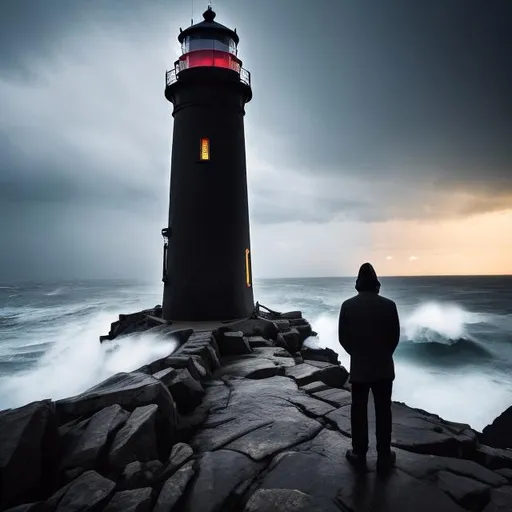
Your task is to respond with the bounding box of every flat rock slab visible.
[483,486,512,511]
[287,393,337,417]
[326,400,477,457]
[182,450,263,512]
[393,448,507,487]
[244,488,338,512]
[108,404,159,469]
[56,372,177,428]
[192,377,323,457]
[0,399,58,510]
[475,444,512,470]
[154,461,195,512]
[61,404,129,471]
[285,363,348,388]
[49,470,116,511]
[300,381,330,394]
[312,387,352,407]
[215,358,282,380]
[436,469,491,510]
[226,410,323,460]
[259,451,465,512]
[104,488,152,512]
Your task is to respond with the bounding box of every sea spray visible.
[0,310,178,409]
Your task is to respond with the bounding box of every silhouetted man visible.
[338,263,400,470]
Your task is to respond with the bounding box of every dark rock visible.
[285,363,348,388]
[301,347,339,365]
[214,357,282,380]
[244,489,325,512]
[300,381,330,394]
[261,451,463,512]
[474,445,512,470]
[118,460,163,490]
[0,400,59,510]
[62,467,86,484]
[175,403,210,441]
[167,369,205,414]
[182,450,262,512]
[165,355,209,381]
[153,460,195,512]
[56,372,177,429]
[287,394,337,417]
[275,333,288,349]
[104,488,153,512]
[4,503,44,512]
[273,319,291,333]
[226,318,279,341]
[281,329,301,352]
[247,336,274,348]
[192,377,323,458]
[152,367,178,388]
[481,406,512,449]
[177,343,220,373]
[273,349,292,358]
[436,470,491,511]
[108,405,159,469]
[226,411,322,460]
[326,400,478,458]
[216,330,253,356]
[280,311,303,320]
[312,388,352,408]
[483,486,512,511]
[157,442,194,483]
[46,470,115,511]
[495,468,512,481]
[288,318,309,327]
[295,324,313,343]
[393,448,507,487]
[61,404,129,471]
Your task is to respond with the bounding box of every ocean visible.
[0,276,511,432]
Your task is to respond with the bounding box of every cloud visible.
[0,0,510,279]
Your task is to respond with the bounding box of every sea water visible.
[0,276,511,431]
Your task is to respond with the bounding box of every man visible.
[338,262,400,470]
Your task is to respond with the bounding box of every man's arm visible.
[389,302,400,353]
[338,304,352,355]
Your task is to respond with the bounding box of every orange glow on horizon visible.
[369,209,512,276]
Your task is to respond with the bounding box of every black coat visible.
[338,291,400,382]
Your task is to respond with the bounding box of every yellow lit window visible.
[245,248,251,287]
[200,137,210,161]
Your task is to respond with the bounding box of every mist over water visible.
[1,276,511,431]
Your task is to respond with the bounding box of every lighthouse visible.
[161,6,254,322]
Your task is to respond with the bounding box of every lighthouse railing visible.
[166,69,178,86]
[240,68,250,86]
[166,59,251,87]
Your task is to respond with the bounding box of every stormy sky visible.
[0,0,510,281]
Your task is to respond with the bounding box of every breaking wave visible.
[0,304,178,410]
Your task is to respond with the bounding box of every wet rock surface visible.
[1,308,511,511]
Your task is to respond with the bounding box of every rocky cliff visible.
[1,309,512,511]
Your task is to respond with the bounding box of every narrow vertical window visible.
[200,137,210,161]
[245,248,251,287]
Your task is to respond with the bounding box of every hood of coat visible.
[355,262,381,293]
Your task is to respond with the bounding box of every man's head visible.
[355,262,381,293]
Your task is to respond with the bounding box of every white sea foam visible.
[304,305,512,431]
[0,310,178,410]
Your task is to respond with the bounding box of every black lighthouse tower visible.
[161,6,254,322]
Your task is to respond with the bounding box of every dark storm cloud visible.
[0,0,511,279]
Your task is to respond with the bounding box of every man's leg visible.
[350,382,370,456]
[371,379,395,467]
